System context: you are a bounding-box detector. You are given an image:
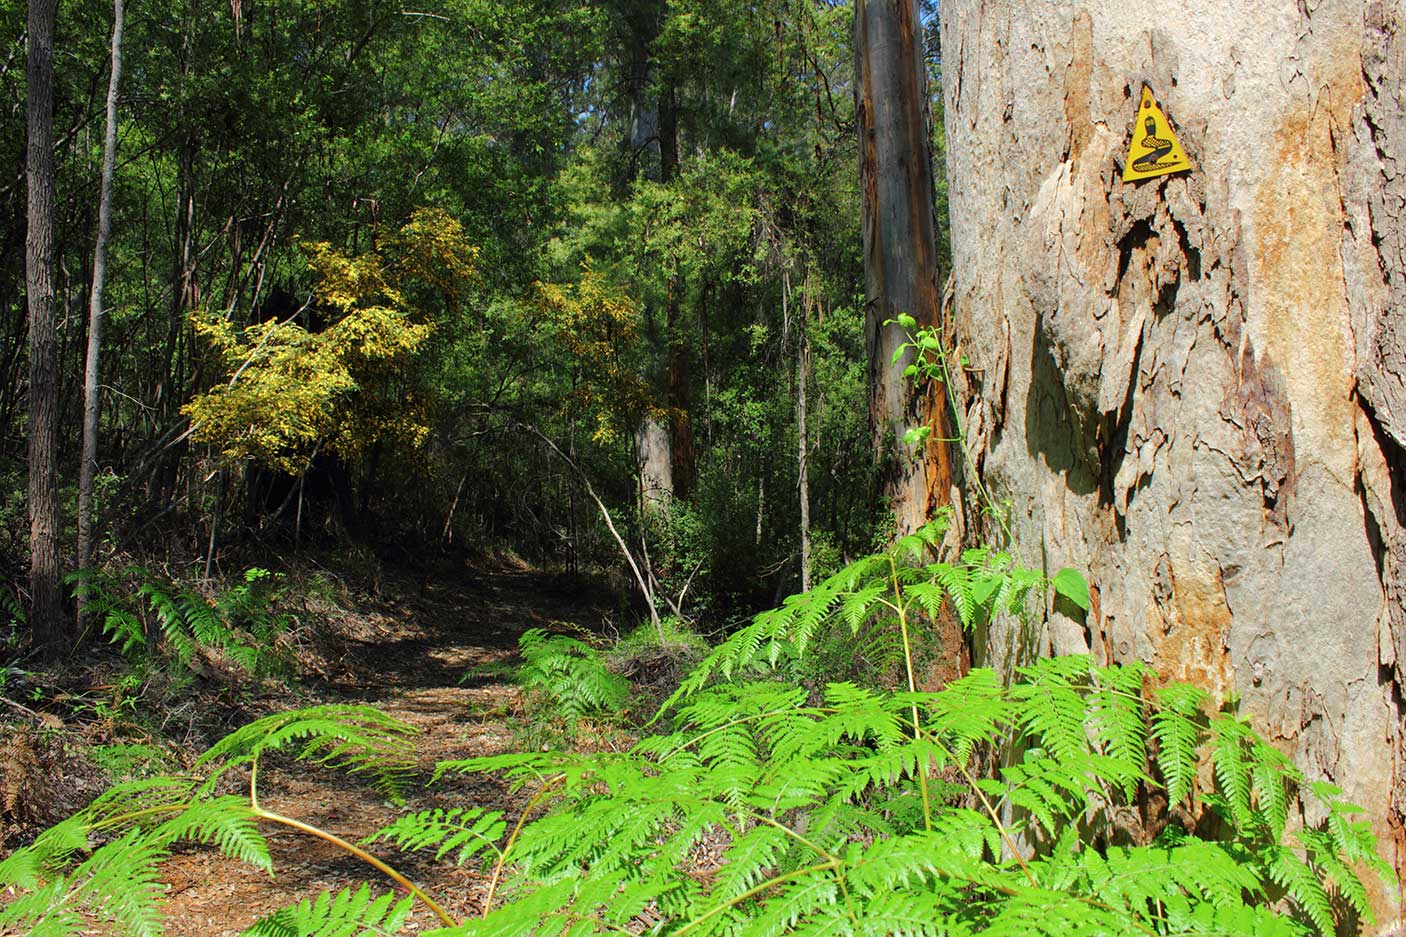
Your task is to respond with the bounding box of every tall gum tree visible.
[856,0,964,685]
[855,0,956,538]
[941,0,1405,914]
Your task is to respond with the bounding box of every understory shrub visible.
[1,522,1387,935]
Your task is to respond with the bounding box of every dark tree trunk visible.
[660,78,695,498]
[26,0,65,651]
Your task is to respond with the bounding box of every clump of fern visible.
[73,565,294,678]
[513,628,628,730]
[5,519,1390,936]
[417,520,1385,936]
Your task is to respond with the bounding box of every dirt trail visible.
[157,568,616,935]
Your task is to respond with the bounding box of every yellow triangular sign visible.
[1122,86,1192,181]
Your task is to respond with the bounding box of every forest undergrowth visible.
[0,552,633,934]
[0,520,1389,936]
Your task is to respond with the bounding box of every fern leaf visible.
[152,795,272,872]
[1266,845,1334,935]
[67,828,169,937]
[367,807,506,866]
[243,884,412,937]
[1150,682,1207,805]
[710,824,791,903]
[1208,715,1254,829]
[197,705,416,803]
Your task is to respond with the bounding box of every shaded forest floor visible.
[4,559,631,935]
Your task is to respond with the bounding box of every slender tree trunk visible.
[794,270,813,592]
[855,0,956,538]
[941,0,1406,915]
[659,79,695,500]
[78,0,124,625]
[25,0,64,652]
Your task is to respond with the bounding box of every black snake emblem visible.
[1132,115,1176,173]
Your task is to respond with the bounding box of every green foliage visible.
[244,885,413,937]
[196,704,417,804]
[0,790,271,937]
[673,515,1062,696]
[365,807,506,867]
[0,704,423,937]
[513,628,629,727]
[407,527,1382,935]
[74,566,293,677]
[184,210,475,472]
[427,666,1381,937]
[532,268,661,444]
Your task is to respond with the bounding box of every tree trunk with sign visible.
[940,0,1405,915]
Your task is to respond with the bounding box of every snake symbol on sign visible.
[1133,114,1176,173]
[1121,86,1192,182]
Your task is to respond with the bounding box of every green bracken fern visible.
[3,520,1389,935]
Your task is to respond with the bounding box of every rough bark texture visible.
[855,0,956,537]
[941,0,1405,920]
[26,0,64,651]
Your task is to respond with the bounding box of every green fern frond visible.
[366,807,506,866]
[1266,845,1334,935]
[709,824,791,903]
[1208,714,1254,829]
[243,884,413,937]
[68,828,169,937]
[152,795,272,872]
[1150,682,1207,805]
[515,629,628,724]
[196,705,416,802]
[0,878,80,937]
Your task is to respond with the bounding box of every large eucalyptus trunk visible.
[855,0,956,536]
[941,0,1405,915]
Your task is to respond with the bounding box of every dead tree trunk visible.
[941,0,1406,915]
[25,0,64,651]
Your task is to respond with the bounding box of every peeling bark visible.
[942,0,1405,919]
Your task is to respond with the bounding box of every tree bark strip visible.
[26,0,64,650]
[78,0,125,621]
[854,0,956,537]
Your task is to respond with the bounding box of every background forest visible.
[0,0,943,633]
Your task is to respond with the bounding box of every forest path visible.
[156,566,619,935]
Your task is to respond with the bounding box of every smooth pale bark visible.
[941,0,1405,916]
[78,0,125,621]
[793,270,813,593]
[26,0,64,650]
[855,0,957,537]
